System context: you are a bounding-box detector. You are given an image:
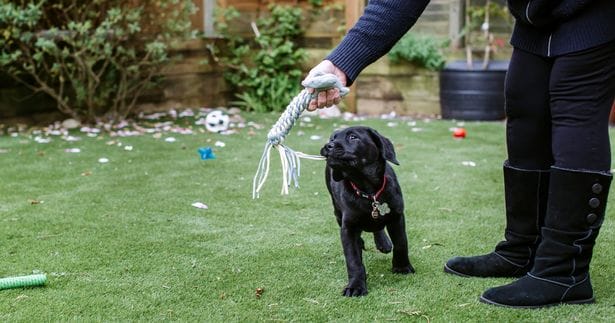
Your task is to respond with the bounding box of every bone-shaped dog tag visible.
[377,202,390,216]
[371,201,390,219]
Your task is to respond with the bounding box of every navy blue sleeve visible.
[326,0,431,85]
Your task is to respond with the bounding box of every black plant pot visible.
[439,60,509,121]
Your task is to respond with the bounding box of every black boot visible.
[444,161,550,277]
[480,167,612,308]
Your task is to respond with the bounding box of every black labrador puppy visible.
[320,126,415,297]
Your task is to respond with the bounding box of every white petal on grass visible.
[63,135,81,142]
[34,136,51,144]
[191,202,209,209]
[386,122,398,127]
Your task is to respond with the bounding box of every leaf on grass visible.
[29,199,43,205]
[303,298,319,305]
[421,242,444,250]
[397,310,430,323]
[255,287,264,298]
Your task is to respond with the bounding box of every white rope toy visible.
[252,73,349,198]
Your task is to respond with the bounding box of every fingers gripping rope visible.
[252,73,349,198]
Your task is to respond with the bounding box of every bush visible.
[211,4,307,113]
[0,0,196,123]
[388,33,448,71]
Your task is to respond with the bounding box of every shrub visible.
[0,0,196,123]
[211,4,307,113]
[388,33,448,71]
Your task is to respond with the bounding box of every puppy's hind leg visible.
[373,230,392,254]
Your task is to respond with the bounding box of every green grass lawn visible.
[1,113,614,322]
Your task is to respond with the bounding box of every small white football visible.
[205,110,230,133]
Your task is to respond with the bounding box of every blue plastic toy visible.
[198,147,216,160]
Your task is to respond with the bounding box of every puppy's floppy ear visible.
[368,128,399,165]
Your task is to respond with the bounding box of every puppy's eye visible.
[348,134,358,141]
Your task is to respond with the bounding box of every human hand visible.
[302,60,347,111]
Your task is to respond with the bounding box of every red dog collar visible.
[348,176,387,201]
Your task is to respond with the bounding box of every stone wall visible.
[137,40,229,113]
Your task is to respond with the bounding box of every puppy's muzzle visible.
[320,142,335,157]
[321,142,347,160]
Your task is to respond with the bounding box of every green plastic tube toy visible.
[0,274,47,290]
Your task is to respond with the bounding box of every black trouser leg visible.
[549,41,615,171]
[505,48,554,170]
[506,41,615,171]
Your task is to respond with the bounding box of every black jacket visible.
[508,0,615,56]
[327,0,615,85]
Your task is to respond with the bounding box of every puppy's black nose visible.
[321,142,334,157]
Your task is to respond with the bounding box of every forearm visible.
[326,0,431,86]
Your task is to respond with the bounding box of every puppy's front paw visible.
[392,263,416,274]
[342,285,368,297]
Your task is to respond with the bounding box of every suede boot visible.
[444,161,550,277]
[480,167,612,308]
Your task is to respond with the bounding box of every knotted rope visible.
[252,73,349,198]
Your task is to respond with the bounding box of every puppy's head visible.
[320,126,398,181]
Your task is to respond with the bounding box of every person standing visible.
[304,0,615,308]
